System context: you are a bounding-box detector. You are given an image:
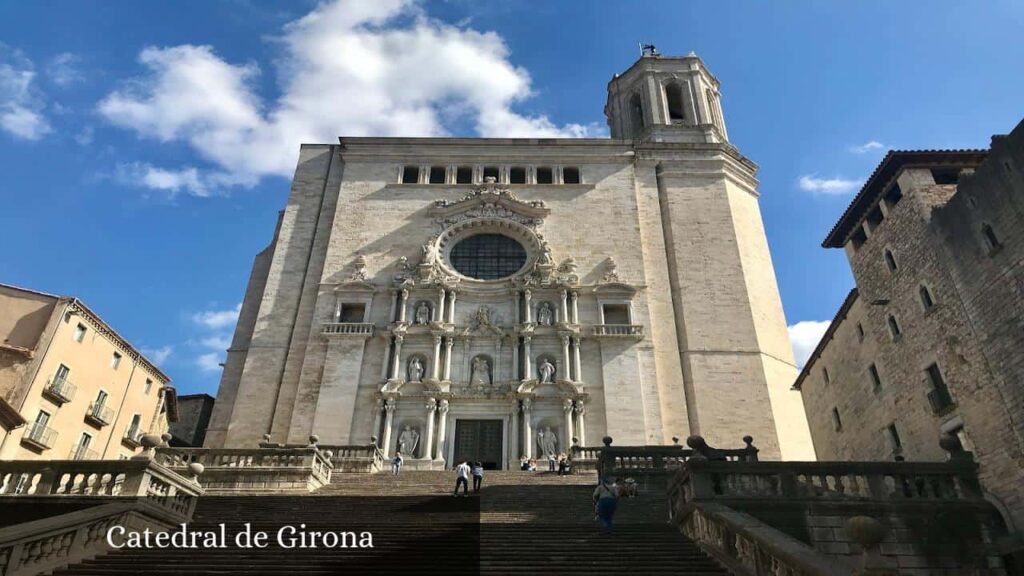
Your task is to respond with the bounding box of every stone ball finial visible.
[262,433,271,443]
[686,435,708,451]
[140,434,162,449]
[160,433,172,447]
[324,450,334,460]
[672,436,680,445]
[845,516,887,549]
[572,437,579,446]
[187,463,205,479]
[939,433,961,453]
[370,436,378,444]
[743,435,753,445]
[602,436,613,447]
[308,434,320,446]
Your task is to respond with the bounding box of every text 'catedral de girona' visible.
[205,51,815,467]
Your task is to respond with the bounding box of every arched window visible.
[629,93,645,134]
[665,82,685,122]
[884,249,898,273]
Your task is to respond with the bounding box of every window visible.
[886,315,901,339]
[831,408,843,432]
[850,226,868,250]
[144,379,153,395]
[111,352,122,370]
[401,165,419,184]
[456,166,473,184]
[822,367,831,385]
[884,249,897,272]
[509,167,526,184]
[926,363,954,412]
[884,183,903,207]
[482,166,500,181]
[74,432,93,460]
[449,234,527,280]
[919,285,935,310]
[868,363,882,391]
[536,167,553,184]
[95,390,108,408]
[629,93,644,133]
[665,82,685,121]
[982,224,1001,253]
[886,423,903,452]
[55,364,70,383]
[338,303,366,323]
[865,205,884,230]
[34,410,50,428]
[563,167,581,184]
[856,322,865,342]
[126,414,142,440]
[428,166,446,184]
[74,323,87,343]
[601,304,631,325]
[931,168,960,185]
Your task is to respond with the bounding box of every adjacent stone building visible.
[0,283,177,461]
[795,119,1024,530]
[168,393,215,447]
[206,52,814,467]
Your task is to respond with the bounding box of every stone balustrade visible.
[156,446,334,492]
[321,322,375,337]
[571,434,759,478]
[592,324,644,338]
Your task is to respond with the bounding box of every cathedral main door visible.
[453,420,503,470]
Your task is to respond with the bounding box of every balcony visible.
[69,447,99,461]
[121,428,144,448]
[322,322,374,337]
[42,377,76,404]
[85,402,114,427]
[21,422,57,451]
[593,324,644,339]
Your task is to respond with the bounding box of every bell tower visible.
[605,48,728,143]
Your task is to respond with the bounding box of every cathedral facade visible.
[205,53,814,467]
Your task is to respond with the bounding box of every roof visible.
[792,288,859,391]
[822,150,988,248]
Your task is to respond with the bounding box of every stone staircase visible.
[54,470,731,575]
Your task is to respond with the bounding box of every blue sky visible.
[2,0,1022,395]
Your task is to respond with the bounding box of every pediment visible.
[333,280,376,294]
[430,180,550,223]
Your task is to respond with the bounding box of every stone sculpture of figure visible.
[421,242,439,265]
[538,359,555,383]
[537,427,557,458]
[398,425,420,456]
[537,302,553,326]
[471,356,491,387]
[415,302,431,325]
[408,357,424,383]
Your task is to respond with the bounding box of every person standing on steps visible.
[557,453,569,476]
[593,477,620,534]
[392,451,404,475]
[471,461,484,493]
[453,460,471,496]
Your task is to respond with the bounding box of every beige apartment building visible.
[0,283,177,461]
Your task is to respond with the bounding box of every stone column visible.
[524,289,533,323]
[563,399,575,453]
[570,291,579,324]
[387,290,397,323]
[390,336,404,380]
[560,334,571,380]
[513,290,521,323]
[436,288,446,323]
[423,398,437,460]
[574,400,587,446]
[371,398,384,447]
[560,289,569,324]
[435,399,449,462]
[512,337,520,381]
[509,400,520,463]
[494,338,503,383]
[523,336,533,381]
[431,334,443,380]
[572,335,582,383]
[443,336,454,381]
[382,398,397,457]
[447,290,457,323]
[522,398,533,460]
[398,289,409,322]
[334,298,343,323]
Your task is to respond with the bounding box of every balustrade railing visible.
[155,446,334,491]
[69,447,99,461]
[85,402,114,426]
[43,377,76,404]
[21,423,57,451]
[322,322,375,336]
[121,428,143,448]
[573,435,760,477]
[592,324,644,337]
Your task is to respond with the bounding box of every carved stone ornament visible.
[601,257,620,283]
[350,254,368,281]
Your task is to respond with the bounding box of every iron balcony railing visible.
[122,427,144,448]
[69,447,99,460]
[22,422,57,450]
[43,376,77,404]
[85,402,114,426]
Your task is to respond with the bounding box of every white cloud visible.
[798,175,862,196]
[117,162,209,197]
[141,345,173,365]
[74,126,94,146]
[199,335,231,351]
[191,303,241,330]
[788,320,831,368]
[0,45,51,140]
[849,140,885,154]
[98,0,601,195]
[196,352,224,373]
[47,53,84,87]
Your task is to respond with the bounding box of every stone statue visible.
[538,359,555,383]
[421,242,438,265]
[398,425,420,456]
[537,302,553,326]
[471,356,491,387]
[415,302,431,325]
[408,357,424,383]
[537,427,557,458]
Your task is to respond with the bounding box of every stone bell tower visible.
[605,49,728,143]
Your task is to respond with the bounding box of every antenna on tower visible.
[639,43,659,57]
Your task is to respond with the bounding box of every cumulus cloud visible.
[849,140,885,154]
[0,45,51,140]
[141,345,173,365]
[191,303,241,330]
[98,0,600,195]
[116,162,208,197]
[196,352,224,373]
[47,53,84,87]
[788,320,831,368]
[798,175,862,196]
[189,303,240,373]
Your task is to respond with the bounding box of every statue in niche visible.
[398,425,420,456]
[470,356,491,387]
[415,302,431,325]
[537,302,554,326]
[537,427,558,458]
[393,256,410,281]
[538,359,555,383]
[408,357,424,383]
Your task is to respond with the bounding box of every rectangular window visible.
[563,167,581,184]
[868,363,882,391]
[74,432,93,460]
[55,364,70,383]
[884,183,903,207]
[482,166,500,181]
[95,390,108,408]
[536,167,553,184]
[931,168,960,185]
[111,352,122,370]
[456,166,473,184]
[74,323,87,342]
[865,205,884,229]
[34,410,50,427]
[887,316,901,339]
[338,303,366,323]
[856,322,865,342]
[919,286,935,310]
[509,167,526,184]
[601,304,631,325]
[126,414,142,440]
[144,379,153,395]
[401,165,419,184]
[926,363,954,412]
[850,226,868,250]
[822,367,830,385]
[428,166,446,184]
[832,408,843,432]
[886,423,903,451]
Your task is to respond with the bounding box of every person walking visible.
[471,461,484,493]
[453,460,471,497]
[392,451,404,475]
[593,477,620,533]
[557,453,569,476]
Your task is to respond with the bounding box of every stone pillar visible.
[560,289,569,324]
[572,335,582,383]
[387,290,397,323]
[390,336,404,380]
[334,299,343,323]
[524,289,533,323]
[560,334,571,380]
[371,398,384,447]
[509,400,520,464]
[443,336,454,381]
[423,398,437,460]
[513,290,521,323]
[512,337,520,381]
[523,336,533,381]
[435,399,449,462]
[436,288,446,323]
[494,338,503,384]
[380,337,392,380]
[574,400,586,446]
[431,334,443,380]
[522,398,533,460]
[563,399,575,453]
[382,398,397,457]
[398,289,409,322]
[570,291,579,324]
[447,290,457,323]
